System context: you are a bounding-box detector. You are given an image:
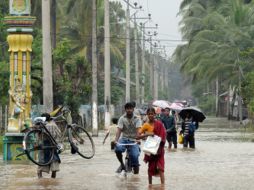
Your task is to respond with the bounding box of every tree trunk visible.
[51,0,57,49]
[215,76,219,117]
[238,66,243,123]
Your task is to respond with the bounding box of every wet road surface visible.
[1,117,254,190]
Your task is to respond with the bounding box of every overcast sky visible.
[145,0,182,57]
[112,0,183,58]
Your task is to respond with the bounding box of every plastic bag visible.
[143,135,161,155]
[178,133,184,144]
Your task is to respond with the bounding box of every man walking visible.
[161,108,177,149]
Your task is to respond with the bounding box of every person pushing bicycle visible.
[114,102,142,174]
[37,113,61,178]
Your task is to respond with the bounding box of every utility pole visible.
[140,18,157,103]
[153,45,165,100]
[42,0,53,112]
[132,10,149,105]
[92,0,98,136]
[149,36,154,98]
[141,24,145,104]
[104,0,111,129]
[134,13,140,104]
[125,0,130,102]
[145,27,158,100]
[123,0,141,102]
[153,50,158,100]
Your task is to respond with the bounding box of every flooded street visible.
[1,117,254,190]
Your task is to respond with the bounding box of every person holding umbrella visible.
[179,106,205,149]
[180,112,198,149]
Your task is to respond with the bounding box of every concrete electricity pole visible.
[104,0,111,129]
[123,0,143,102]
[132,9,149,105]
[141,25,145,104]
[92,0,98,136]
[134,13,140,104]
[42,0,53,112]
[125,0,130,102]
[153,50,158,100]
[149,36,154,98]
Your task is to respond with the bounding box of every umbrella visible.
[179,106,206,122]
[169,102,184,111]
[152,100,171,109]
[154,107,161,114]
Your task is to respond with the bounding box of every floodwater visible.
[1,117,254,190]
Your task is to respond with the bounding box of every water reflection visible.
[148,184,165,190]
[1,118,254,190]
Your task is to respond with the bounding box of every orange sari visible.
[139,122,154,134]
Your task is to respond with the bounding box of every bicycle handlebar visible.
[116,142,138,146]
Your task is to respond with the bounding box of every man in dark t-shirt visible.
[161,108,177,149]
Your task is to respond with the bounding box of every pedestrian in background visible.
[161,108,177,149]
[180,113,198,148]
[103,117,118,150]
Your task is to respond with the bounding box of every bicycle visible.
[19,114,95,166]
[116,142,139,177]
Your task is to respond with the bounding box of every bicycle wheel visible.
[68,125,95,159]
[24,129,55,166]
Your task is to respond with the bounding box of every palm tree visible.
[174,0,254,117]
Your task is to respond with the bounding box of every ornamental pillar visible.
[4,0,36,133]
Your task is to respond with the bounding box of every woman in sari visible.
[138,107,166,185]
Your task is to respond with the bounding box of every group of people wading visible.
[104,101,199,185]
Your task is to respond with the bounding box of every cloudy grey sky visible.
[113,0,183,57]
[145,0,182,57]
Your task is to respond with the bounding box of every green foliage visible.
[31,28,43,104]
[111,79,124,104]
[53,39,92,114]
[0,61,9,105]
[175,0,254,115]
[0,2,9,106]
[199,95,216,115]
[242,72,254,111]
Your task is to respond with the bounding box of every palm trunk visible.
[238,66,243,123]
[215,76,219,117]
[51,0,56,49]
